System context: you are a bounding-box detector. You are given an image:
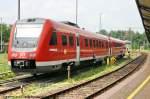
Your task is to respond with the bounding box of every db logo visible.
[20,52,26,58]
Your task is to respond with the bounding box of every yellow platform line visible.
[127,75,150,99]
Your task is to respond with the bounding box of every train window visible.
[93,40,95,48]
[49,32,57,45]
[103,42,105,48]
[118,43,121,47]
[107,42,109,48]
[102,42,104,48]
[106,42,108,48]
[69,35,74,46]
[77,37,79,46]
[115,43,121,47]
[116,43,118,47]
[62,35,67,46]
[105,42,107,48]
[90,39,92,47]
[96,40,98,48]
[99,41,101,48]
[85,39,88,47]
[119,43,121,47]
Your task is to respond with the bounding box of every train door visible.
[109,40,112,56]
[76,32,80,65]
[60,33,69,60]
[48,31,59,61]
[68,33,76,60]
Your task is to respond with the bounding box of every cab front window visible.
[12,24,43,49]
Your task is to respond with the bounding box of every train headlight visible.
[14,61,17,66]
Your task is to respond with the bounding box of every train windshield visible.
[12,24,43,49]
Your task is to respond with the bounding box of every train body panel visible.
[8,18,126,74]
[110,37,126,57]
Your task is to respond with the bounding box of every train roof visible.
[110,37,125,44]
[49,19,109,40]
[16,18,45,24]
[16,18,126,43]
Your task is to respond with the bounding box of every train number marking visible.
[19,52,26,58]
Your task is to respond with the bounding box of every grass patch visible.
[70,58,129,82]
[0,53,15,80]
[0,53,9,72]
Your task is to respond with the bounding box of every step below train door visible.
[76,32,80,65]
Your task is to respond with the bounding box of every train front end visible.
[8,18,48,74]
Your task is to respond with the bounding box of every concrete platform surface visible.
[95,53,150,99]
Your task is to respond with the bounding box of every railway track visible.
[0,74,38,95]
[0,74,32,85]
[39,53,147,99]
[0,72,65,95]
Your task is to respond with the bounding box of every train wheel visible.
[98,60,103,66]
[32,73,37,76]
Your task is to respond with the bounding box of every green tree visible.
[0,24,11,43]
[99,29,108,36]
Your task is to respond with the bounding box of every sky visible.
[0,0,145,33]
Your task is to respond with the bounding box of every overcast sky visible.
[0,0,144,33]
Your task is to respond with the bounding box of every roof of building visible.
[136,0,150,42]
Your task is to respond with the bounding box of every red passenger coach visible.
[110,37,126,57]
[8,18,126,74]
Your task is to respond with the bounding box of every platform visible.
[95,52,150,99]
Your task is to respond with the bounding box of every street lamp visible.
[0,17,2,52]
[99,13,103,32]
[18,0,20,20]
[76,0,78,25]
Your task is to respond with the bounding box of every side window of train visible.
[62,35,67,46]
[115,43,120,47]
[99,41,101,48]
[49,31,57,45]
[69,35,74,46]
[85,38,88,47]
[77,36,79,46]
[104,42,106,48]
[102,42,104,48]
[106,42,108,48]
[118,43,121,47]
[97,41,99,48]
[93,40,96,48]
[115,43,117,47]
[103,42,105,48]
[96,40,98,48]
[90,39,92,47]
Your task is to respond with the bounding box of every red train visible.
[8,18,126,74]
